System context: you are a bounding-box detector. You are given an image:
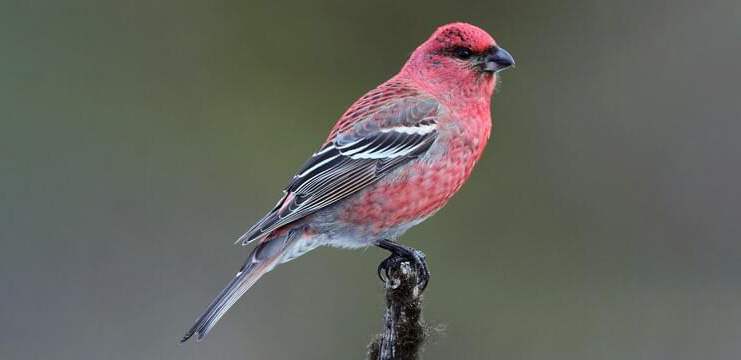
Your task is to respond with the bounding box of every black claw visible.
[377,254,402,288]
[376,239,430,291]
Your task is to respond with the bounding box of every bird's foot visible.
[376,239,429,291]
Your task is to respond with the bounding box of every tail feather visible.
[181,235,292,342]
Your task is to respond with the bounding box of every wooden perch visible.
[367,261,427,360]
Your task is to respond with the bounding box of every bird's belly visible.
[338,153,477,236]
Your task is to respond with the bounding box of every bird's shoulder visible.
[326,79,443,143]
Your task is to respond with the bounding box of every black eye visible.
[454,47,473,60]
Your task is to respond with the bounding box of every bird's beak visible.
[483,46,515,73]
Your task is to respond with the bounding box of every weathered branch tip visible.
[367,261,427,360]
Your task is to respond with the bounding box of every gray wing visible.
[236,96,441,245]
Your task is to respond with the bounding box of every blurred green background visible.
[1,0,739,359]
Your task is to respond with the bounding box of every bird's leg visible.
[376,239,430,291]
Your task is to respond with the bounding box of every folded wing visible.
[237,94,441,245]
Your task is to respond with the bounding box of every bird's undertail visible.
[181,229,304,343]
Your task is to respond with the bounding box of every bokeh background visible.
[2,0,740,359]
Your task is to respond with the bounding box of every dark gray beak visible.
[483,46,515,73]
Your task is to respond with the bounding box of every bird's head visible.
[402,23,514,99]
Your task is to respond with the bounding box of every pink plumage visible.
[181,22,515,342]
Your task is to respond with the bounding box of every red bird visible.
[182,22,514,342]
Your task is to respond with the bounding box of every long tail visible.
[181,232,298,342]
